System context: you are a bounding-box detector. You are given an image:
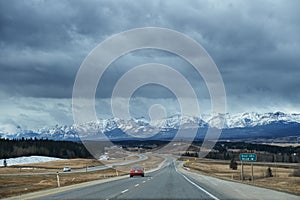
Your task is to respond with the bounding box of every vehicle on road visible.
[63,166,71,172]
[130,166,144,177]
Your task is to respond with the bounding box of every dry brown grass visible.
[101,155,139,165]
[0,156,141,175]
[184,159,300,196]
[22,158,104,169]
[0,168,126,199]
[0,154,165,199]
[0,158,104,174]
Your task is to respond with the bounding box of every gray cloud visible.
[0,0,299,123]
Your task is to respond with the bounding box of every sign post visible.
[241,161,244,181]
[239,153,257,182]
[56,172,60,187]
[251,163,254,183]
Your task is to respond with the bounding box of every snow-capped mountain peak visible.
[1,112,300,140]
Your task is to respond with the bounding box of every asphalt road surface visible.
[36,162,216,200]
[73,154,148,173]
[1,154,148,177]
[31,159,299,200]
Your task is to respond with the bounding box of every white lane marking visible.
[181,174,219,200]
[121,189,129,193]
[147,178,151,180]
[142,180,146,183]
[135,184,139,187]
[175,166,219,200]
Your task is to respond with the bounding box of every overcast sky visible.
[0,0,299,132]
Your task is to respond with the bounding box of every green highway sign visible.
[239,153,257,162]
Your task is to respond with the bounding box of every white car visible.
[63,166,71,172]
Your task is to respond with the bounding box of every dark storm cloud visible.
[0,0,299,108]
[0,0,165,98]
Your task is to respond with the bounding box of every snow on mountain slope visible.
[223,112,300,128]
[1,112,300,140]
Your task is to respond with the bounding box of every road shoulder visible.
[176,162,300,200]
[3,154,167,200]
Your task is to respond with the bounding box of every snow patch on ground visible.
[0,156,64,166]
[99,154,110,160]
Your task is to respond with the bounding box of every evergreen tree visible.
[229,158,238,170]
[266,167,273,177]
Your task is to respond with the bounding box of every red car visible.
[130,166,144,177]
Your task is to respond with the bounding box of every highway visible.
[73,154,148,173]
[28,158,299,200]
[1,154,148,177]
[35,161,217,200]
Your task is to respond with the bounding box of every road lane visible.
[73,154,148,173]
[119,163,215,200]
[35,162,215,200]
[23,156,300,200]
[37,177,144,200]
[177,162,300,200]
[1,154,148,177]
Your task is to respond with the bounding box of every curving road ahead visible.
[10,156,299,200]
[72,154,148,173]
[1,154,148,177]
[35,162,217,200]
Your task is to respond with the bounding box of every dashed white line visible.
[121,189,129,194]
[142,181,146,183]
[135,184,139,187]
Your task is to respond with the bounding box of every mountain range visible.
[1,112,300,141]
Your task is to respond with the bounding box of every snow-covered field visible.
[0,156,64,166]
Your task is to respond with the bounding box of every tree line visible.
[182,141,300,163]
[0,138,92,159]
